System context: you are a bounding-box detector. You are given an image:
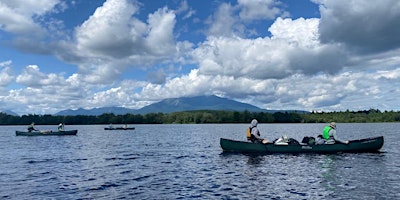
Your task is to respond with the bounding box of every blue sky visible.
[1,0,400,115]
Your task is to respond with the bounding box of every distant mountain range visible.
[2,95,309,116]
[55,95,269,116]
[54,107,134,116]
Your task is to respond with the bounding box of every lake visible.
[0,123,399,199]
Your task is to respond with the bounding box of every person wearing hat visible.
[322,122,349,144]
[248,119,268,144]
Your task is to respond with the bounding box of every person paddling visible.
[58,123,64,131]
[248,119,268,144]
[27,122,37,132]
[323,122,349,144]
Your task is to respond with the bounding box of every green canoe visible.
[16,130,78,136]
[220,136,384,154]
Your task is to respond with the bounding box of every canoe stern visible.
[220,138,267,153]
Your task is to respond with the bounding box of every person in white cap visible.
[322,122,349,144]
[58,123,64,131]
[248,119,268,144]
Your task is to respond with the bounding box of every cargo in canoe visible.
[16,130,78,136]
[220,136,383,154]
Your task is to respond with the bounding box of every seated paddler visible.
[247,119,269,144]
[58,123,64,131]
[27,122,37,132]
[323,122,349,144]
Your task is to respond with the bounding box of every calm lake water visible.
[0,123,399,199]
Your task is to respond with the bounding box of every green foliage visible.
[304,109,400,123]
[1,109,400,125]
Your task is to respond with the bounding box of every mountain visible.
[55,107,135,116]
[55,95,267,116]
[135,95,266,114]
[0,110,19,116]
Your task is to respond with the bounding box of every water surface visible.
[0,123,399,199]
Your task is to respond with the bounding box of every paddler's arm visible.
[332,130,349,144]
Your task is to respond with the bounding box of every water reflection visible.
[246,154,263,166]
[219,152,264,167]
[319,155,337,192]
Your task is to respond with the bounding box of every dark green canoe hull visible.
[220,136,384,154]
[16,130,78,136]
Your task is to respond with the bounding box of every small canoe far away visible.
[104,124,135,130]
[16,130,78,136]
[220,136,384,154]
[104,127,135,130]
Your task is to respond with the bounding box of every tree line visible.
[1,109,400,125]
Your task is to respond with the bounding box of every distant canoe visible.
[220,136,384,154]
[104,127,135,130]
[16,130,78,136]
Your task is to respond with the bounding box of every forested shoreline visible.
[1,109,400,125]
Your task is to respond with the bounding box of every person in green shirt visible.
[323,122,349,144]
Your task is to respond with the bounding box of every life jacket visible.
[246,127,252,141]
[323,126,332,140]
